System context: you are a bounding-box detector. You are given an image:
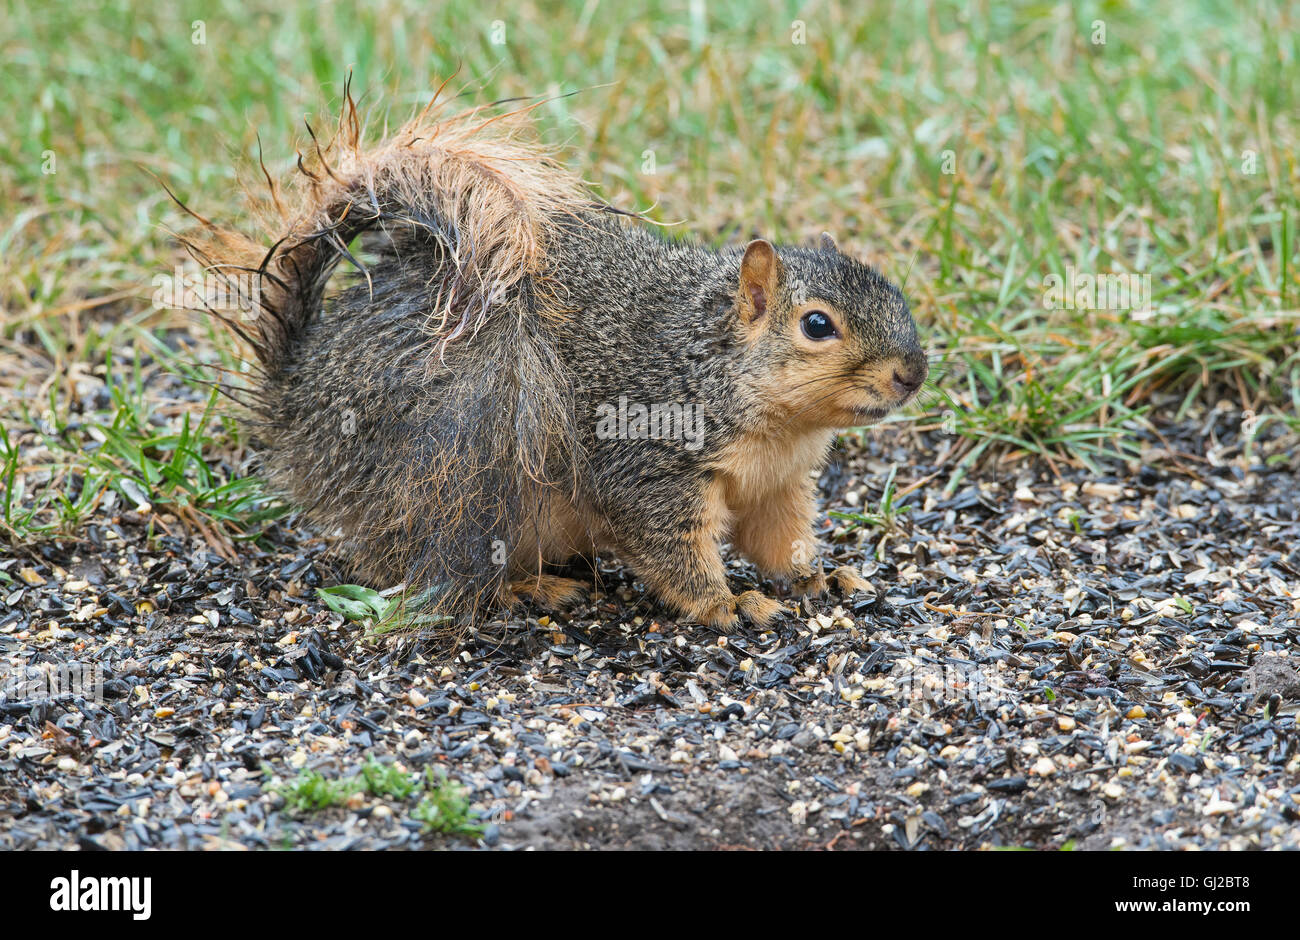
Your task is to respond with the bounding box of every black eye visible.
[800,310,838,340]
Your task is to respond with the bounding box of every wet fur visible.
[188,84,926,637]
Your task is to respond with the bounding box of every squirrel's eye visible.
[800,310,838,341]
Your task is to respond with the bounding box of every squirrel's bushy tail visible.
[184,82,592,629]
[194,79,588,362]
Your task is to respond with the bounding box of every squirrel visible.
[188,85,928,634]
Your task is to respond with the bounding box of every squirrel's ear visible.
[820,231,838,253]
[738,239,784,324]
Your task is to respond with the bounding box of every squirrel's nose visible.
[891,366,924,397]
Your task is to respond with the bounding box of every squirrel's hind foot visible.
[505,574,589,610]
[736,590,787,627]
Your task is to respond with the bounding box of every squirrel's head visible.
[733,234,927,430]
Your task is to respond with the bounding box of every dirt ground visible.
[2,403,1299,851]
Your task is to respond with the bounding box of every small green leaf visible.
[316,584,391,621]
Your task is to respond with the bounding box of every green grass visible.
[1,0,1297,545]
[0,339,286,543]
[830,463,910,529]
[273,766,359,812]
[410,768,484,839]
[270,760,484,839]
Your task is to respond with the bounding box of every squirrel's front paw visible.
[827,565,871,596]
[683,591,786,633]
[791,570,828,598]
[783,565,868,600]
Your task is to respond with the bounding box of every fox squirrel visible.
[191,86,928,633]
